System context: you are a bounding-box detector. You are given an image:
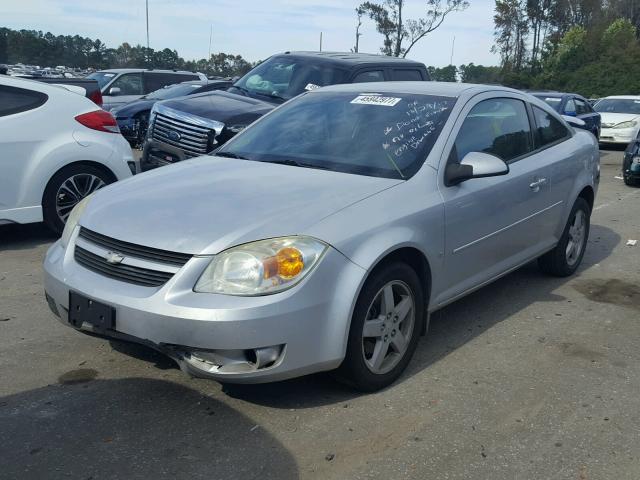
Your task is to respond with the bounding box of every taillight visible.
[75,110,120,133]
[88,89,103,107]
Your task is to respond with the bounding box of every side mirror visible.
[562,115,585,128]
[445,151,509,186]
[108,87,121,96]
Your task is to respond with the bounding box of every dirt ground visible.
[0,148,638,479]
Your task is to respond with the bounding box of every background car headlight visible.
[194,237,327,295]
[613,121,637,129]
[60,195,92,248]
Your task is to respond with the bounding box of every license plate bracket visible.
[69,292,115,330]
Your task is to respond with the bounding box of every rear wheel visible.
[337,262,424,392]
[538,197,590,277]
[42,164,114,235]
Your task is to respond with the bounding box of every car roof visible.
[527,91,566,98]
[314,81,521,98]
[274,51,425,67]
[600,95,640,100]
[96,68,199,74]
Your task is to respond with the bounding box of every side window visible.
[453,98,533,163]
[392,69,423,81]
[0,85,48,117]
[109,73,143,95]
[352,70,385,83]
[564,98,577,115]
[575,99,590,115]
[532,106,570,148]
[144,73,174,93]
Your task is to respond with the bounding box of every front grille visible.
[75,247,174,287]
[79,228,192,267]
[151,112,212,157]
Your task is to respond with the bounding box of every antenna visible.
[208,24,213,60]
[145,0,150,64]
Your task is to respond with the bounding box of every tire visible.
[337,262,424,392]
[538,197,590,277]
[623,174,638,187]
[42,164,115,235]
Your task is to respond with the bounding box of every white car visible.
[594,96,640,144]
[0,76,133,234]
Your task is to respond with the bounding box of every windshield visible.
[228,56,345,103]
[217,91,455,179]
[146,83,201,100]
[595,98,640,114]
[86,71,117,89]
[534,95,562,111]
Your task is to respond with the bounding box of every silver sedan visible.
[44,82,599,391]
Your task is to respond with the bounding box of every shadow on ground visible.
[0,378,298,480]
[0,223,57,252]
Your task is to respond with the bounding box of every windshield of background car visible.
[535,95,562,111]
[217,91,456,179]
[86,71,117,89]
[228,57,345,103]
[146,83,201,100]
[595,98,640,114]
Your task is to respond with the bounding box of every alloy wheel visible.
[55,173,105,223]
[566,209,586,266]
[361,280,415,375]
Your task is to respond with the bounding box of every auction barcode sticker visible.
[351,95,402,107]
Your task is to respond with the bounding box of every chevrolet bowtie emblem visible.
[105,251,125,264]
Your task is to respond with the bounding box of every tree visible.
[428,64,457,81]
[357,0,469,57]
[458,63,502,83]
[493,0,529,71]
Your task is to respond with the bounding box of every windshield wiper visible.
[262,93,288,102]
[266,159,331,171]
[231,85,250,96]
[216,151,250,160]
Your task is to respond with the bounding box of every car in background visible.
[44,82,598,391]
[86,69,207,111]
[0,76,133,234]
[594,96,640,145]
[111,79,232,147]
[141,51,430,171]
[622,139,640,186]
[529,91,601,138]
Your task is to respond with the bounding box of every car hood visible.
[112,99,156,117]
[158,91,275,124]
[598,112,640,127]
[80,156,402,254]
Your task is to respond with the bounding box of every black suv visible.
[141,51,429,171]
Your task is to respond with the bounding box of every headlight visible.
[613,121,637,129]
[194,237,328,296]
[60,195,92,248]
[227,125,247,134]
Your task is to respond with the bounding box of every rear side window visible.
[144,73,200,93]
[453,98,533,163]
[352,70,385,83]
[532,106,570,148]
[564,98,576,115]
[392,69,423,81]
[0,85,48,117]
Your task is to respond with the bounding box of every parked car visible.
[529,91,601,138]
[111,79,232,147]
[140,51,430,171]
[86,69,206,111]
[594,96,640,144]
[0,76,133,234]
[622,139,640,186]
[44,82,599,391]
[31,77,103,106]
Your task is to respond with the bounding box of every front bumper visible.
[140,138,190,172]
[43,233,366,383]
[599,127,637,144]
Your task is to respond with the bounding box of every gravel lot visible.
[1,148,638,480]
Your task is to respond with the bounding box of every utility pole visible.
[208,24,213,60]
[319,32,323,51]
[145,0,150,65]
[354,10,363,53]
[450,35,455,65]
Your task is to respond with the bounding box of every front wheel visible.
[337,262,424,392]
[538,197,591,277]
[42,164,114,235]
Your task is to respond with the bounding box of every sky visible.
[1,0,500,67]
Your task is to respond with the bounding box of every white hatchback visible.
[0,76,133,233]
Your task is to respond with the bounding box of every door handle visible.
[529,177,547,192]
